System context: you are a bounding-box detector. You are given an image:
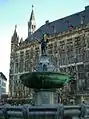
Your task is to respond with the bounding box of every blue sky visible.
[0,0,89,92]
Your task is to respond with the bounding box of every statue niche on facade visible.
[40,34,48,56]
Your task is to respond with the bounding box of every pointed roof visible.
[11,25,18,41]
[19,37,23,44]
[30,5,35,21]
[0,72,7,81]
[13,25,17,36]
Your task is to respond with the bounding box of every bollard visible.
[22,106,28,119]
[3,108,8,119]
[0,106,5,119]
[57,104,64,119]
[79,104,86,119]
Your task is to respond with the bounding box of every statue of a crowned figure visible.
[40,34,48,56]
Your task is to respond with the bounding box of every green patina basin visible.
[20,72,72,89]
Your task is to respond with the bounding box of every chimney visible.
[45,20,49,24]
[85,5,89,11]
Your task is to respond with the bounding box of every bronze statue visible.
[40,34,48,55]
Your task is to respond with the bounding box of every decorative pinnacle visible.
[15,25,17,31]
[32,5,34,9]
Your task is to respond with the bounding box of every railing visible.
[0,104,89,119]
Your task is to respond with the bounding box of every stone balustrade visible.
[0,104,89,119]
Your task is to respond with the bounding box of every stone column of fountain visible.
[34,55,57,105]
[20,34,72,105]
[34,34,57,105]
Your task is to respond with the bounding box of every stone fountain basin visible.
[20,72,72,89]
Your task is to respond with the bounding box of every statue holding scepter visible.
[40,34,48,56]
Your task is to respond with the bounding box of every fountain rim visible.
[20,72,71,77]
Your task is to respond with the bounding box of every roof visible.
[0,72,7,81]
[26,5,89,42]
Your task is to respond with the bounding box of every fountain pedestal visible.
[34,89,57,105]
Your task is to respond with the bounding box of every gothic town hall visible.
[9,6,89,104]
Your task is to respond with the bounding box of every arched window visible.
[43,64,47,71]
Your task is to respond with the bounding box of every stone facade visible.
[0,72,7,99]
[9,6,89,104]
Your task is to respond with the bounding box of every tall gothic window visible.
[35,46,39,64]
[75,48,82,62]
[74,37,81,48]
[67,45,74,64]
[15,53,18,73]
[66,39,74,64]
[54,42,57,54]
[25,50,29,72]
[59,40,66,65]
[86,34,89,48]
[19,51,24,72]
[60,52,66,65]
[74,37,83,63]
[48,43,53,55]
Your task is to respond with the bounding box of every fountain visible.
[20,34,72,105]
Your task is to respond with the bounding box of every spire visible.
[30,5,35,21]
[15,25,17,31]
[11,25,17,39]
[19,37,23,45]
[14,25,17,33]
[11,25,19,52]
[13,25,17,37]
[28,5,36,37]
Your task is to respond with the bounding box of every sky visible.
[0,0,89,92]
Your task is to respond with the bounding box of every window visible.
[67,45,74,64]
[19,51,24,72]
[30,48,33,58]
[32,25,35,29]
[15,53,19,73]
[59,40,65,51]
[85,64,89,71]
[1,88,6,93]
[48,43,53,54]
[67,38,72,45]
[74,37,81,48]
[25,50,29,71]
[35,47,39,57]
[78,73,85,79]
[77,65,84,72]
[15,63,18,73]
[43,64,47,71]
[54,42,57,54]
[2,82,6,87]
[60,53,67,65]
[86,34,89,48]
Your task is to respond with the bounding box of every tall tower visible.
[28,5,36,37]
[9,25,19,97]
